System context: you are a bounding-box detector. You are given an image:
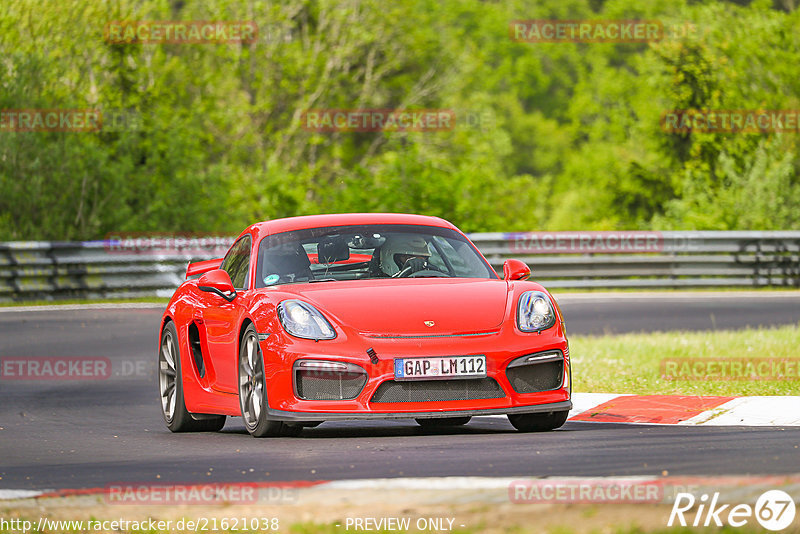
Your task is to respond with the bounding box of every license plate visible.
[394,355,486,380]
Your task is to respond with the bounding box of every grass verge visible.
[571,324,800,396]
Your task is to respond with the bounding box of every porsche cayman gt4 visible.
[158,213,571,437]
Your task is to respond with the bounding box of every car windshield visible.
[254,224,497,287]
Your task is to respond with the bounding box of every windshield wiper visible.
[309,278,337,283]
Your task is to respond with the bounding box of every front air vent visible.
[506,351,564,394]
[294,361,367,401]
[371,378,505,403]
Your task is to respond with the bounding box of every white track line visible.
[0,489,46,500]
[681,396,800,426]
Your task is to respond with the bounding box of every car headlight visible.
[517,291,556,332]
[278,300,336,340]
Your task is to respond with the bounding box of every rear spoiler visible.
[186,258,223,279]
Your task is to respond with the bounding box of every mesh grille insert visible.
[506,360,563,394]
[295,370,367,401]
[371,378,505,403]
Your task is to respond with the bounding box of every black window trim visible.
[221,234,253,291]
[254,223,498,288]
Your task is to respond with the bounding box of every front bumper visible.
[264,400,573,422]
[259,320,571,419]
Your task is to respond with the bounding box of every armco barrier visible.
[472,231,800,289]
[0,239,231,302]
[0,231,798,302]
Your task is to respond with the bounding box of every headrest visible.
[317,237,350,264]
[262,244,311,275]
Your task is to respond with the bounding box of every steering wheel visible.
[392,267,440,278]
[391,258,447,278]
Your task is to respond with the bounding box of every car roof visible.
[242,213,458,240]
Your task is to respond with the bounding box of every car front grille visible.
[295,369,367,401]
[370,378,505,403]
[506,359,563,394]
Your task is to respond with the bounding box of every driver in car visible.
[379,234,433,277]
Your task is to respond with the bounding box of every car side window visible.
[220,235,251,290]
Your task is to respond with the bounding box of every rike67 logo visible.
[668,490,796,531]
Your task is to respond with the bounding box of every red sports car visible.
[158,213,571,437]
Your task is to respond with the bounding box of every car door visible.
[199,235,252,394]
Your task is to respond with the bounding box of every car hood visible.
[268,279,510,336]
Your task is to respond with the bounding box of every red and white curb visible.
[567,392,800,426]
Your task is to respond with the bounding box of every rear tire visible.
[508,410,569,432]
[415,416,472,428]
[159,321,226,432]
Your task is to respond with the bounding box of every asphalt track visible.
[1,292,799,491]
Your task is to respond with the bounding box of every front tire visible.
[238,325,286,437]
[159,321,226,432]
[508,410,569,432]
